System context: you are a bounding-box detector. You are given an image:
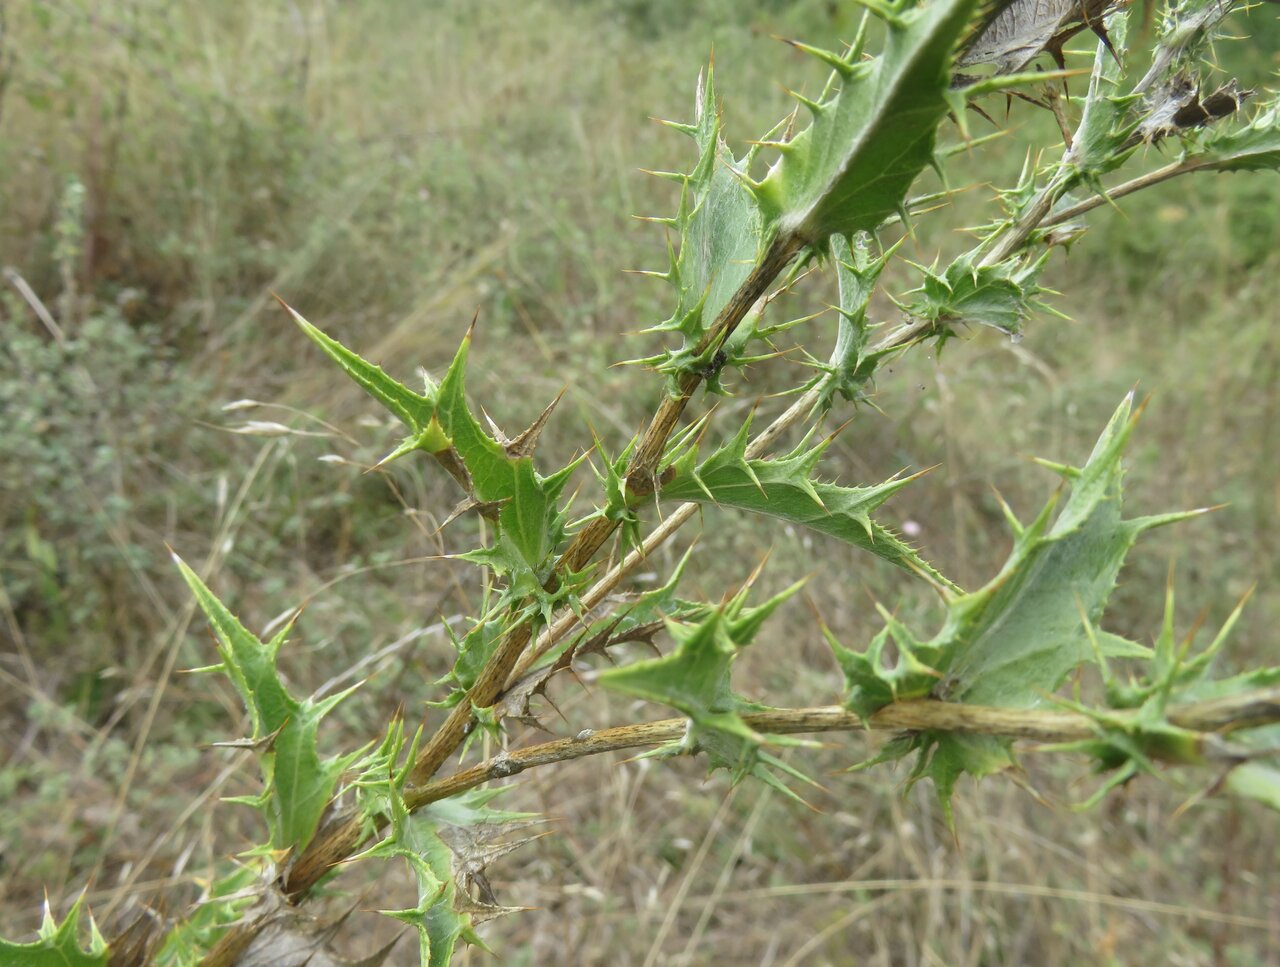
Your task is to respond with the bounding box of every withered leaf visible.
[959,0,1123,74]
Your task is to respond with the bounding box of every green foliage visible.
[660,417,956,590]
[599,581,817,796]
[1064,16,1140,186]
[1052,582,1277,807]
[356,723,534,965]
[175,557,364,854]
[751,0,977,243]
[634,68,773,389]
[828,396,1202,818]
[1226,763,1280,811]
[811,232,887,411]
[901,250,1052,337]
[5,0,1279,962]
[1195,105,1280,173]
[153,867,261,967]
[0,893,106,967]
[289,306,582,622]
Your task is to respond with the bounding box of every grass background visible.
[1,0,1277,963]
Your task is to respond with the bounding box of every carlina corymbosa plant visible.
[5,0,1280,963]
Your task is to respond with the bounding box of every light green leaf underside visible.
[831,395,1200,818]
[639,67,769,385]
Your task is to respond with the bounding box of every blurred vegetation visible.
[0,0,1276,962]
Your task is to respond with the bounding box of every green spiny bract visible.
[828,395,1202,821]
[899,249,1052,338]
[598,580,819,799]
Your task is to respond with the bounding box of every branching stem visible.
[405,232,803,791]
[407,687,1280,808]
[507,313,939,683]
[1040,157,1205,227]
[255,14,1267,928]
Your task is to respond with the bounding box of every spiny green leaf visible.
[153,866,260,966]
[600,581,817,796]
[1065,15,1140,183]
[813,233,890,412]
[826,605,947,722]
[752,0,979,245]
[289,304,581,621]
[373,807,478,967]
[431,616,509,709]
[1069,585,1280,812]
[1194,104,1280,173]
[934,394,1185,708]
[909,733,1012,825]
[284,301,449,457]
[175,556,362,853]
[358,727,534,967]
[434,333,582,610]
[902,249,1050,337]
[832,395,1203,817]
[0,893,107,967]
[636,67,770,389]
[659,417,955,590]
[581,433,642,550]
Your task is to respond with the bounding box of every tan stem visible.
[508,501,702,684]
[1040,158,1203,229]
[624,232,804,492]
[406,687,1280,808]
[978,173,1067,268]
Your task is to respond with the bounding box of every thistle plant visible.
[7,0,1279,962]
